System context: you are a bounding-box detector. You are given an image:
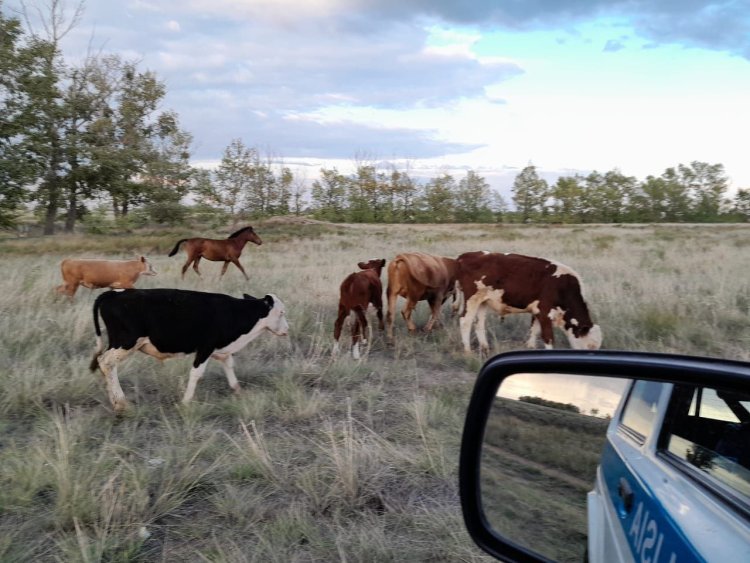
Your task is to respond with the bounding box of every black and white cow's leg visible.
[182,352,211,404]
[212,352,240,393]
[97,348,131,413]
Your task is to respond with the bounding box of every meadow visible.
[1,221,749,562]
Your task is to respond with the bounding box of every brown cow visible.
[385,252,458,340]
[456,251,602,353]
[56,257,157,298]
[333,259,386,359]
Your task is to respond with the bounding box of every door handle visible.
[617,477,634,513]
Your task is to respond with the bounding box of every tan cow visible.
[56,257,157,298]
[385,252,458,340]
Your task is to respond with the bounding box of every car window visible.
[664,386,750,500]
[619,380,664,441]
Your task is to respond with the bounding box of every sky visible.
[5,0,750,198]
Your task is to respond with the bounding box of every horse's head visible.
[229,226,262,245]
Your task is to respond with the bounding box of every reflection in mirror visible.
[480,373,628,563]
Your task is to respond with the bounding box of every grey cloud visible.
[185,108,483,160]
[603,39,625,52]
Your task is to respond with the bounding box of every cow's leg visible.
[333,305,348,356]
[231,259,250,281]
[352,307,367,359]
[182,356,210,404]
[212,353,240,393]
[526,318,540,348]
[423,293,443,332]
[372,294,384,332]
[386,289,398,341]
[401,299,418,333]
[476,303,491,354]
[460,293,484,353]
[536,314,555,349]
[97,348,130,413]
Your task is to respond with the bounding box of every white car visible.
[459,351,750,563]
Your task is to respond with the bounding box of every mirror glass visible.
[480,373,628,562]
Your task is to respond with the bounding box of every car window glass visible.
[666,386,750,499]
[620,380,663,439]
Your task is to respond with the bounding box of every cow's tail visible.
[168,239,188,257]
[90,292,107,371]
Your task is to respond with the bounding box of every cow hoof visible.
[352,343,361,360]
[113,400,129,415]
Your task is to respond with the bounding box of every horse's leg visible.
[192,256,203,276]
[181,255,193,278]
[220,261,230,277]
[231,259,250,281]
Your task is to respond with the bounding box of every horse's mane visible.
[228,226,254,239]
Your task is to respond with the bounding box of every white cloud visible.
[165,20,181,32]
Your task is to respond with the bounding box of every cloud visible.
[603,39,625,52]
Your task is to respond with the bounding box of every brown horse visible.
[168,226,262,280]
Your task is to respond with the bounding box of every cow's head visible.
[262,293,289,336]
[139,256,157,276]
[357,258,386,276]
[565,323,603,350]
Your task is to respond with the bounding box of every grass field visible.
[1,221,749,561]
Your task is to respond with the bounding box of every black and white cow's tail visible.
[90,292,108,371]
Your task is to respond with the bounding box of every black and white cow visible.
[90,288,288,412]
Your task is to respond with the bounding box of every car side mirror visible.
[459,350,750,562]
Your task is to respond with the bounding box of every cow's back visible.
[390,253,456,294]
[98,289,268,354]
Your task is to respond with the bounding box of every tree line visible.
[2,2,749,233]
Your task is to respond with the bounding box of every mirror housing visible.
[459,350,750,562]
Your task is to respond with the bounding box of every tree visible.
[421,173,456,222]
[732,189,750,222]
[210,138,255,220]
[311,167,348,221]
[511,165,548,222]
[678,161,729,221]
[0,8,48,228]
[455,170,493,222]
[17,0,84,234]
[549,175,584,223]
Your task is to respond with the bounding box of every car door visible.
[590,380,750,563]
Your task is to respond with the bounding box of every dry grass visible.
[1,222,749,561]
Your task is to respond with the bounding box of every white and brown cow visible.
[56,257,156,298]
[456,251,602,353]
[386,252,458,340]
[90,288,288,413]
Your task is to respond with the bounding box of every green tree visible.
[511,165,548,222]
[421,173,456,222]
[0,8,49,228]
[678,161,729,221]
[455,170,493,222]
[311,167,348,221]
[549,175,584,223]
[732,189,750,222]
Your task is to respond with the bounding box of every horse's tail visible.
[168,239,188,257]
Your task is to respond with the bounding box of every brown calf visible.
[385,252,458,340]
[333,259,386,359]
[56,257,157,298]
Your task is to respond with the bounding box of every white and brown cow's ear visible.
[357,262,367,270]
[140,256,146,262]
